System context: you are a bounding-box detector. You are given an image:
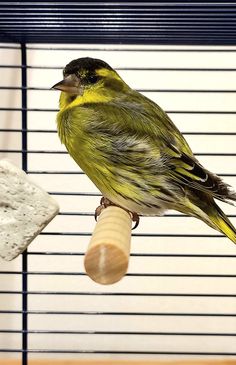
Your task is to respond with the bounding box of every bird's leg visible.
[95,197,140,229]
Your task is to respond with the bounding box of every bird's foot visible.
[94,197,140,230]
[94,197,113,221]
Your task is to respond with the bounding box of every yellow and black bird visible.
[52,57,236,244]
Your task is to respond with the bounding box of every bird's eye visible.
[87,75,99,84]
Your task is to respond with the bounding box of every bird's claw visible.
[94,205,103,222]
[130,212,140,230]
[94,197,140,230]
[94,197,112,221]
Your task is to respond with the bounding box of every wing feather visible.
[76,94,236,204]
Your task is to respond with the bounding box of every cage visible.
[0,1,236,365]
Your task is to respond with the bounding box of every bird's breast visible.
[57,107,114,192]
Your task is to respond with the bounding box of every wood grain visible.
[84,205,132,284]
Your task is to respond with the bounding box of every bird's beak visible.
[51,74,80,93]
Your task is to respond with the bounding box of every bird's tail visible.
[210,202,236,244]
[194,199,236,244]
[183,193,236,244]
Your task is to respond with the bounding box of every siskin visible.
[52,57,236,244]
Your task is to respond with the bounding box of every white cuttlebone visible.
[0,160,59,261]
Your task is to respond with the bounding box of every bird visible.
[52,57,236,244]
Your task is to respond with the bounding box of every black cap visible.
[64,57,112,76]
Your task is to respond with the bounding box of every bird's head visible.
[52,57,125,101]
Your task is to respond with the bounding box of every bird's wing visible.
[168,147,228,197]
[78,98,235,202]
[113,92,235,202]
[136,96,235,202]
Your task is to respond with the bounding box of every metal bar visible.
[1,309,236,317]
[4,64,236,72]
[21,42,28,365]
[1,129,236,136]
[4,85,236,93]
[38,232,226,238]
[1,329,236,336]
[2,107,236,114]
[24,46,236,51]
[1,149,236,156]
[25,251,236,258]
[2,251,236,258]
[1,271,236,278]
[0,349,236,356]
[2,270,236,278]
[1,290,236,298]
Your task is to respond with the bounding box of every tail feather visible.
[186,194,236,244]
[222,189,236,206]
[215,185,236,207]
[209,203,236,244]
[213,184,236,240]
[228,191,236,202]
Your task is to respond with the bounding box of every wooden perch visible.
[84,205,132,285]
